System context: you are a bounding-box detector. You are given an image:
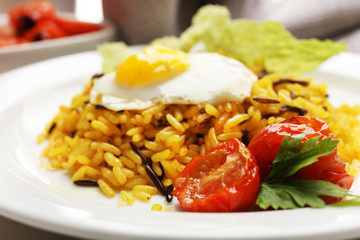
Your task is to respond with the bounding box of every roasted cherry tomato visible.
[173,138,260,212]
[2,0,102,48]
[247,116,353,204]
[54,17,102,36]
[0,25,27,47]
[23,20,67,41]
[0,36,27,47]
[8,0,56,34]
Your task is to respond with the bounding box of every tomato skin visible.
[54,17,102,36]
[173,138,260,212]
[247,116,353,204]
[6,0,101,44]
[0,36,27,47]
[23,20,67,41]
[8,0,56,34]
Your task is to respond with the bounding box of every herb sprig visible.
[256,134,359,209]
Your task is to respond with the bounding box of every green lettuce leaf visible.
[151,36,182,50]
[97,42,132,74]
[99,5,347,75]
[154,5,347,74]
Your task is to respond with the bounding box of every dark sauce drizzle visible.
[67,130,77,138]
[290,90,297,100]
[280,104,308,116]
[273,78,309,87]
[241,131,250,146]
[73,180,99,186]
[257,71,270,79]
[252,95,308,117]
[48,123,56,134]
[94,105,107,110]
[92,73,104,79]
[158,162,166,181]
[90,74,103,87]
[253,97,280,104]
[129,141,173,202]
[195,133,204,138]
[155,117,169,127]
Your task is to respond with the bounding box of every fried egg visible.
[90,45,257,111]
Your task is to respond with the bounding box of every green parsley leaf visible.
[257,179,349,209]
[265,134,339,183]
[330,196,360,207]
[256,134,347,210]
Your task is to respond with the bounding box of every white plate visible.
[0,13,115,73]
[0,51,360,240]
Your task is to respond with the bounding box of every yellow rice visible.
[39,73,360,203]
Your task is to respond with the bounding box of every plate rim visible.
[0,50,360,240]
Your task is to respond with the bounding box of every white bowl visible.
[0,13,115,73]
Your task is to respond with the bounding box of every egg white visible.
[90,52,257,111]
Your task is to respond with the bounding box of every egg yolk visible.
[115,45,189,87]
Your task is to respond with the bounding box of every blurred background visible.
[1,0,360,47]
[1,0,360,73]
[0,0,102,22]
[102,0,360,52]
[0,0,110,72]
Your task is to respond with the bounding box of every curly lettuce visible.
[154,5,347,74]
[100,5,347,75]
[97,42,132,74]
